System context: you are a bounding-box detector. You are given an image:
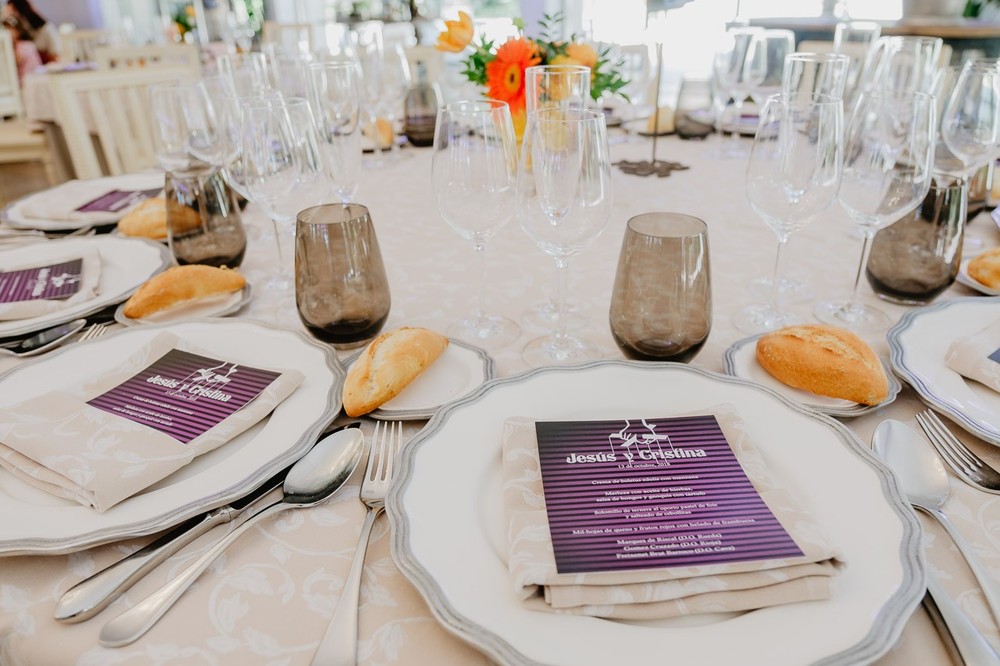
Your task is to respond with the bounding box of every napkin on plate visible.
[502,406,843,620]
[0,332,304,511]
[0,247,101,321]
[18,179,161,225]
[945,319,1000,393]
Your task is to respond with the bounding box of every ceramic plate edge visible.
[0,317,345,555]
[386,360,924,666]
[957,256,1000,296]
[113,284,253,327]
[721,334,901,418]
[887,296,1000,445]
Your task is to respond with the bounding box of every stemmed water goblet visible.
[713,26,766,157]
[217,52,271,97]
[355,27,386,166]
[833,20,881,103]
[306,60,363,203]
[733,93,844,334]
[814,90,936,331]
[516,108,613,365]
[432,100,521,349]
[377,43,412,161]
[748,30,795,108]
[241,96,329,292]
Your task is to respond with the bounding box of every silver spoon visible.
[98,426,365,648]
[873,419,1000,665]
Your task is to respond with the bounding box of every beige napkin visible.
[502,407,843,620]
[18,179,159,224]
[0,247,101,321]
[945,319,1000,393]
[0,333,304,511]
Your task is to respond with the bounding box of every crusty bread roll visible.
[645,106,675,135]
[343,327,448,417]
[363,117,395,149]
[968,248,1000,290]
[117,198,167,240]
[755,324,889,405]
[122,265,246,319]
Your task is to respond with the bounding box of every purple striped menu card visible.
[0,258,84,304]
[535,415,803,574]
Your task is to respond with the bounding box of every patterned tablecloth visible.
[1,134,998,665]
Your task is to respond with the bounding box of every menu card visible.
[535,415,803,574]
[0,259,83,304]
[87,349,282,444]
[75,188,162,214]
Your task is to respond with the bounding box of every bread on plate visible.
[755,324,888,405]
[343,327,449,417]
[968,247,1000,290]
[122,265,246,319]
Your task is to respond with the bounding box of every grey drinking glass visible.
[164,168,247,268]
[609,213,711,362]
[294,203,390,348]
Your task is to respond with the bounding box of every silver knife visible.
[54,422,359,623]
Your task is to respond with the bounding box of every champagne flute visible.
[377,43,412,160]
[307,60,363,203]
[241,96,329,291]
[814,90,936,331]
[432,100,521,349]
[516,108,613,365]
[355,26,386,167]
[733,93,843,333]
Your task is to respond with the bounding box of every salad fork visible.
[311,420,401,666]
[916,410,1000,494]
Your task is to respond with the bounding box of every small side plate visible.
[344,338,494,421]
[956,254,1000,296]
[114,285,252,326]
[723,333,901,418]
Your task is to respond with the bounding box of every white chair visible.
[48,67,190,179]
[0,29,23,118]
[59,28,114,63]
[0,30,55,194]
[94,44,201,74]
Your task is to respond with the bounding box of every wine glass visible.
[748,30,795,108]
[713,27,767,157]
[306,60,363,203]
[940,59,1000,181]
[377,43,412,160]
[218,52,272,97]
[516,108,613,365]
[432,100,521,349]
[833,20,881,103]
[733,93,843,334]
[860,36,942,97]
[354,25,386,166]
[148,81,220,176]
[814,90,936,331]
[241,96,329,291]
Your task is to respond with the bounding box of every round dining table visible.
[0,131,998,665]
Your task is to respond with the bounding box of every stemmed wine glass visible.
[148,81,220,177]
[733,93,843,333]
[378,43,412,160]
[355,27,386,166]
[713,27,766,157]
[432,100,521,349]
[516,108,613,365]
[833,20,881,103]
[241,96,329,291]
[814,90,936,331]
[940,59,1000,184]
[218,52,271,97]
[307,60,364,203]
[748,30,795,108]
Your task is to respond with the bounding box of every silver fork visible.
[77,322,110,342]
[311,421,401,666]
[916,410,1000,495]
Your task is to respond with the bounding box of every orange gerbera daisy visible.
[485,37,541,114]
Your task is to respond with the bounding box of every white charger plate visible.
[723,334,901,418]
[0,318,344,556]
[0,236,172,338]
[344,338,493,420]
[114,284,253,326]
[2,173,165,231]
[888,296,1000,445]
[388,361,923,666]
[956,254,1000,296]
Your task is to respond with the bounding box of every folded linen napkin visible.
[0,247,101,321]
[945,319,1000,393]
[0,333,304,511]
[502,407,843,620]
[18,179,162,225]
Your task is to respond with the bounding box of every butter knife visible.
[54,422,359,623]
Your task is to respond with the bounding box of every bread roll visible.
[755,324,888,405]
[645,106,675,135]
[363,117,394,149]
[117,198,168,240]
[122,265,246,319]
[343,327,449,417]
[968,248,1000,290]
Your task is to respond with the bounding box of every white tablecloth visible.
[1,134,998,664]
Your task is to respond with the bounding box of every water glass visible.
[865,177,965,305]
[165,168,247,268]
[609,213,712,362]
[294,204,390,348]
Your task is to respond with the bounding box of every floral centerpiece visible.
[435,12,628,140]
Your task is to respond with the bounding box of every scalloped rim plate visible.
[723,334,901,417]
[0,318,344,556]
[343,338,494,420]
[388,361,923,666]
[956,254,1000,296]
[114,284,253,326]
[888,296,1000,445]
